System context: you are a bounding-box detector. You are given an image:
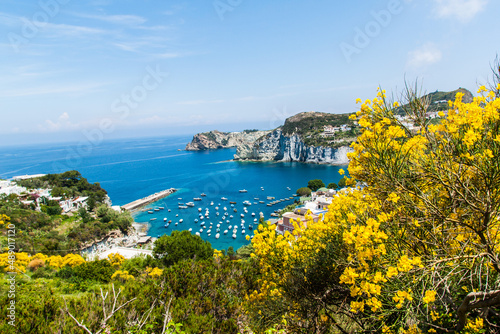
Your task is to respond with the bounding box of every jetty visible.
[121,188,177,211]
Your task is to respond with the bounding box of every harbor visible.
[121,188,177,212]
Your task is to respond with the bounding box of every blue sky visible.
[0,0,498,146]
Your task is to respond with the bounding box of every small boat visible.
[242,230,245,234]
[224,230,228,234]
[251,212,255,216]
[164,218,167,222]
[259,200,265,204]
[196,232,200,236]
[198,207,202,212]
[179,205,188,209]
[159,207,165,210]
[194,197,202,201]
[287,187,291,190]
[229,201,237,204]
[194,219,198,223]
[178,198,182,200]
[164,223,169,228]
[215,233,220,239]
[150,218,157,221]
[201,222,205,226]
[189,228,192,232]
[267,197,275,200]
[233,208,237,212]
[243,200,252,206]
[232,234,237,239]
[249,224,253,230]
[229,225,232,229]
[221,197,228,201]
[210,201,214,205]
[241,214,244,218]
[179,219,184,223]
[168,220,172,223]
[199,229,203,233]
[186,202,195,207]
[201,193,207,197]
[168,209,171,212]
[154,208,160,211]
[175,222,178,226]
[230,215,233,218]
[148,211,154,214]
[239,189,248,193]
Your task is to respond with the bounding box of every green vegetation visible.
[307,179,325,191]
[0,172,132,255]
[296,187,312,196]
[153,230,214,266]
[327,182,338,189]
[280,111,361,148]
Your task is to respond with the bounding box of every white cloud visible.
[73,13,147,26]
[433,0,488,22]
[38,112,80,133]
[407,43,442,69]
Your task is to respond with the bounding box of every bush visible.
[296,187,312,196]
[27,259,45,272]
[307,179,325,191]
[153,230,214,267]
[327,182,338,189]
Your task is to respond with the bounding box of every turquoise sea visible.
[0,135,347,250]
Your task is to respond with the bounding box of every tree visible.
[307,179,324,191]
[337,176,348,188]
[296,187,312,197]
[249,83,500,332]
[153,230,213,266]
[327,182,338,189]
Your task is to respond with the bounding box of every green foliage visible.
[296,187,312,196]
[72,259,115,283]
[153,230,214,266]
[327,182,338,189]
[307,179,325,191]
[236,243,254,258]
[338,176,348,188]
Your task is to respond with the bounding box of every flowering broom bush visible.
[248,82,500,333]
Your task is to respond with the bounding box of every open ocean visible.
[0,135,347,250]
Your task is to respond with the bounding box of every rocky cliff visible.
[233,129,352,164]
[185,130,271,151]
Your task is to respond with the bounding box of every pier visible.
[121,188,177,211]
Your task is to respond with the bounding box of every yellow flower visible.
[423,290,437,304]
[339,169,345,175]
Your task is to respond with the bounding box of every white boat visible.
[196,232,200,236]
[200,229,203,233]
[150,218,157,221]
[229,225,232,229]
[215,233,220,239]
[164,218,167,222]
[243,200,252,206]
[198,207,202,212]
[242,230,245,234]
[232,234,237,239]
[186,202,195,207]
[239,189,248,193]
[221,197,227,200]
[241,214,244,218]
[179,205,188,209]
[175,222,178,226]
[194,197,202,201]
[224,230,228,234]
[215,206,219,210]
[223,207,227,211]
[189,228,192,232]
[251,212,255,216]
[179,219,184,223]
[210,201,214,205]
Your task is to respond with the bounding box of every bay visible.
[0,135,347,250]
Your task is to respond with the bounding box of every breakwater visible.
[121,188,177,211]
